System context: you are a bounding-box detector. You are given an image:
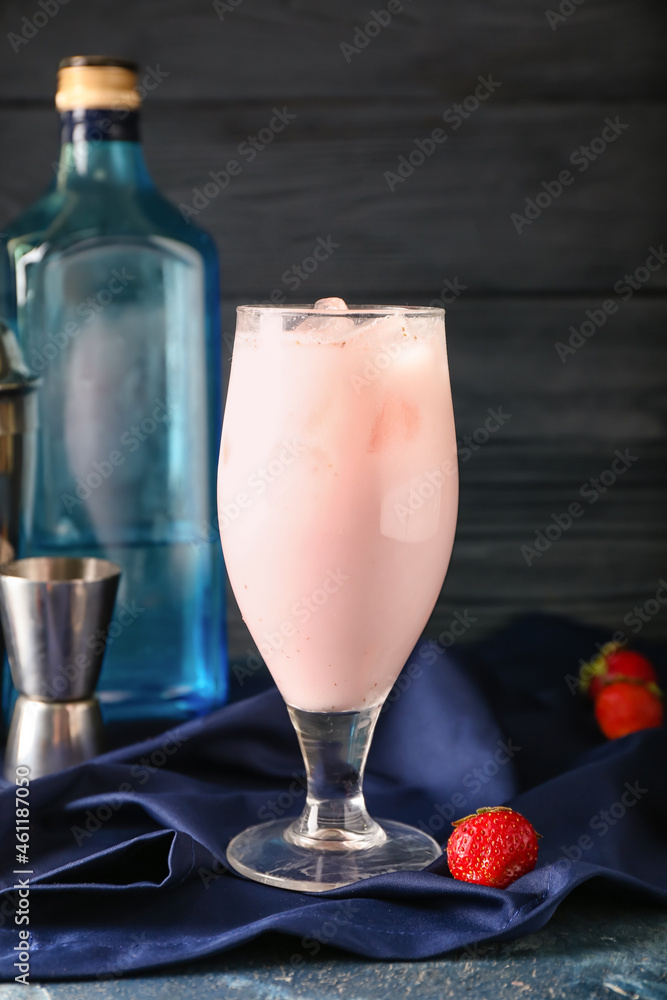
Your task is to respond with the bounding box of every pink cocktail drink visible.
[220,300,458,892]
[219,301,458,712]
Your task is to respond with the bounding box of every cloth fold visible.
[1,614,665,980]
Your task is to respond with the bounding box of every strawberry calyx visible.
[451,806,514,828]
[451,806,543,838]
[578,641,619,694]
[600,676,663,698]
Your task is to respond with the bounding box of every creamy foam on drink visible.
[219,298,458,712]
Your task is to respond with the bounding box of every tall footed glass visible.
[219,299,458,891]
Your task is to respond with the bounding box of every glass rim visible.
[236,304,445,318]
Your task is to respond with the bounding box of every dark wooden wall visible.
[0,0,665,659]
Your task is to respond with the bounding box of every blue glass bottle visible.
[0,57,227,722]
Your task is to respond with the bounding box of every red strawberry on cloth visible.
[581,644,658,699]
[594,680,663,739]
[446,807,540,889]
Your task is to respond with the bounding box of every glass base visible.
[226,817,441,892]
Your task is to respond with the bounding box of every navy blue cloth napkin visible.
[1,614,666,980]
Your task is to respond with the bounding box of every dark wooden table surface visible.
[15,889,667,999]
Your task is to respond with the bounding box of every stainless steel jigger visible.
[0,557,121,779]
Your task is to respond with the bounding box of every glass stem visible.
[284,704,386,851]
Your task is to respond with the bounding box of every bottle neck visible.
[55,109,152,190]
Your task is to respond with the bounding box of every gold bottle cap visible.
[56,56,140,112]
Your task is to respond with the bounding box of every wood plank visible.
[0,0,664,101]
[227,532,667,662]
[434,537,667,640]
[224,422,667,658]
[435,438,667,641]
[446,299,667,443]
[218,298,667,442]
[1,104,665,295]
[225,439,667,660]
[227,534,667,658]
